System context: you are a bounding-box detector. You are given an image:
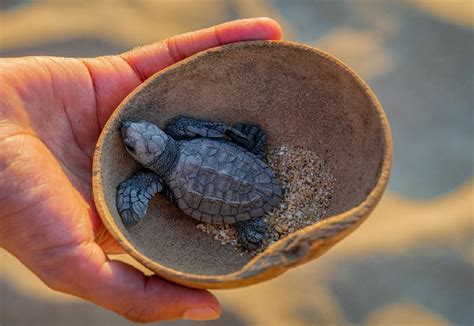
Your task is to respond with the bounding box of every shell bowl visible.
[93,41,392,289]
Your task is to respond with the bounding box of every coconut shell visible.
[92,41,392,289]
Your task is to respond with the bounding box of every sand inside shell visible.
[195,145,336,255]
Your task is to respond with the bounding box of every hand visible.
[0,18,282,322]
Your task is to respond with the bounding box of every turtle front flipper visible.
[165,116,267,159]
[116,169,163,226]
[234,217,268,251]
[228,123,267,159]
[165,115,248,140]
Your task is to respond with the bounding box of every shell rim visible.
[92,40,393,289]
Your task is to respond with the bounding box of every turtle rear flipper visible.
[235,217,268,251]
[116,169,163,225]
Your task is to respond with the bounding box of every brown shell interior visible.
[97,41,385,276]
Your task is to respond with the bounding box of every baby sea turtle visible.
[117,116,282,250]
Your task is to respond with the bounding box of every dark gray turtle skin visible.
[117,116,282,250]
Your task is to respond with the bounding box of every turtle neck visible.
[146,137,180,176]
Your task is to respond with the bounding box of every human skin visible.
[0,18,282,323]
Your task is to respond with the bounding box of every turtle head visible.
[121,120,169,166]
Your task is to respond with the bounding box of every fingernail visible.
[183,307,219,321]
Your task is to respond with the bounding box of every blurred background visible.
[0,0,473,325]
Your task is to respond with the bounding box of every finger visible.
[81,18,282,128]
[49,242,220,323]
[121,17,283,81]
[95,228,126,255]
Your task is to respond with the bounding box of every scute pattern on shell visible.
[163,138,282,224]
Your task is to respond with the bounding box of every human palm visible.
[0,18,282,322]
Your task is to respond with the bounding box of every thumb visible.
[82,17,283,128]
[42,242,220,323]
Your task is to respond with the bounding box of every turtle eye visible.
[125,143,135,152]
